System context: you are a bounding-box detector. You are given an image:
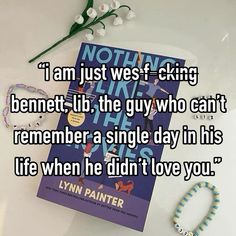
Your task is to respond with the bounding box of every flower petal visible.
[99,4,109,13]
[74,15,84,24]
[87,8,97,18]
[97,28,106,36]
[85,33,94,41]
[110,0,120,10]
[113,16,123,26]
[126,10,136,20]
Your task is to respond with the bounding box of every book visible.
[38,43,185,231]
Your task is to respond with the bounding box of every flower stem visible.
[28,35,72,63]
[99,21,106,29]
[109,13,118,18]
[119,5,131,10]
[28,9,116,63]
[87,28,94,34]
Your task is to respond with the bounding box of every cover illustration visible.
[38,43,185,231]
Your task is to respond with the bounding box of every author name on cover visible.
[59,180,124,208]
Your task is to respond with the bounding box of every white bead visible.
[13,125,27,130]
[27,122,34,129]
[208,115,214,120]
[34,120,41,127]
[175,223,180,229]
[188,232,194,236]
[20,126,27,131]
[5,84,48,130]
[178,228,184,233]
[39,114,46,120]
[13,125,19,130]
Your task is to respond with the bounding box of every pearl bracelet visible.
[173,182,220,236]
[2,84,49,130]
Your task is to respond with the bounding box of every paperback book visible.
[38,43,185,231]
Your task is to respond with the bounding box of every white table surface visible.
[0,0,235,235]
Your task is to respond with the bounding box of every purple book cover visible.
[38,43,185,231]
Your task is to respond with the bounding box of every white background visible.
[0,0,236,235]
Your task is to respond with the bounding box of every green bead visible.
[183,197,188,202]
[187,192,193,197]
[203,221,208,226]
[199,225,204,231]
[207,216,212,221]
[172,182,219,236]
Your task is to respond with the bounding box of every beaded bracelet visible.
[173,182,220,236]
[2,84,49,130]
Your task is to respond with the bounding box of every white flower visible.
[110,0,120,10]
[99,4,109,13]
[74,14,84,24]
[96,28,106,36]
[85,33,94,41]
[113,16,123,26]
[126,10,136,20]
[87,8,97,18]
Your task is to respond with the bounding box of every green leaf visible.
[69,0,94,35]
[69,23,80,35]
